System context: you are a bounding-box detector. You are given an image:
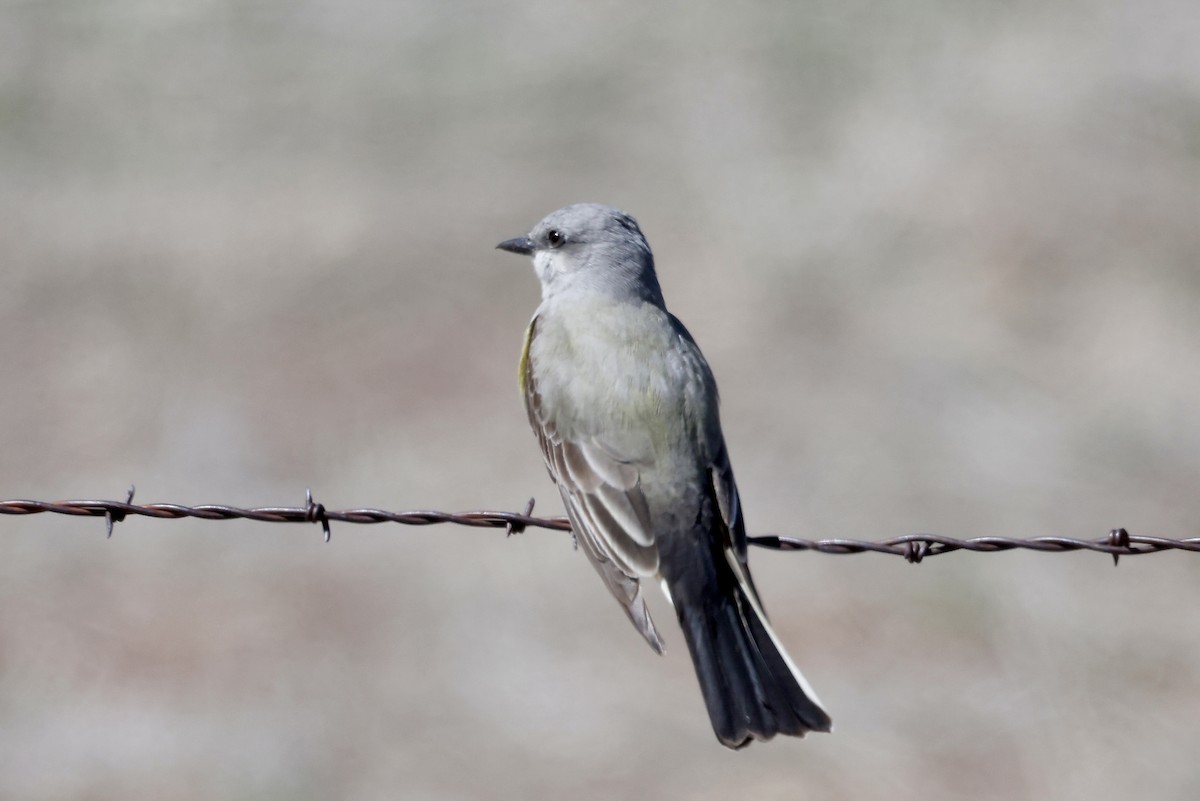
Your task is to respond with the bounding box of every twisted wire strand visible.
[2,493,1193,564]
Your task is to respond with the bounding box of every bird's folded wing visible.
[708,438,748,562]
[526,391,660,578]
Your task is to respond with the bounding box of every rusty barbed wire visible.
[2,489,1198,564]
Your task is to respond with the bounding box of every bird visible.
[496,203,832,748]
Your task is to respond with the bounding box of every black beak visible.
[496,236,535,255]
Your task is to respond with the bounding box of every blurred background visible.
[2,0,1199,798]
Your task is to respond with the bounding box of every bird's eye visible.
[546,229,564,248]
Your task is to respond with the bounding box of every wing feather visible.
[709,439,748,561]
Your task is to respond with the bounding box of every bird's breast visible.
[527,302,712,462]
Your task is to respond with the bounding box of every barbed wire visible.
[3,488,1197,565]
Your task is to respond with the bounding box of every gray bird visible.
[497,203,832,748]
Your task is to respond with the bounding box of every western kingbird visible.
[497,203,832,748]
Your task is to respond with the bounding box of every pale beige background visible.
[2,1,1199,799]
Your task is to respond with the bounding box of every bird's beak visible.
[496,236,535,255]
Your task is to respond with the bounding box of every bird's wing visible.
[665,313,753,575]
[708,436,764,605]
[669,306,763,608]
[521,316,665,653]
[708,437,749,562]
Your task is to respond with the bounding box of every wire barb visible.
[2,495,1197,561]
[305,489,331,543]
[104,485,136,539]
[904,539,930,564]
[1109,527,1131,566]
[506,497,536,537]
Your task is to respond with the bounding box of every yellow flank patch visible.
[518,317,536,395]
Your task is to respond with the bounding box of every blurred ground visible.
[2,1,1200,799]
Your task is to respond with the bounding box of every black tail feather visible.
[675,580,831,748]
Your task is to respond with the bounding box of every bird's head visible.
[497,203,664,306]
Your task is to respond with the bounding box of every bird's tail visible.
[671,552,832,749]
